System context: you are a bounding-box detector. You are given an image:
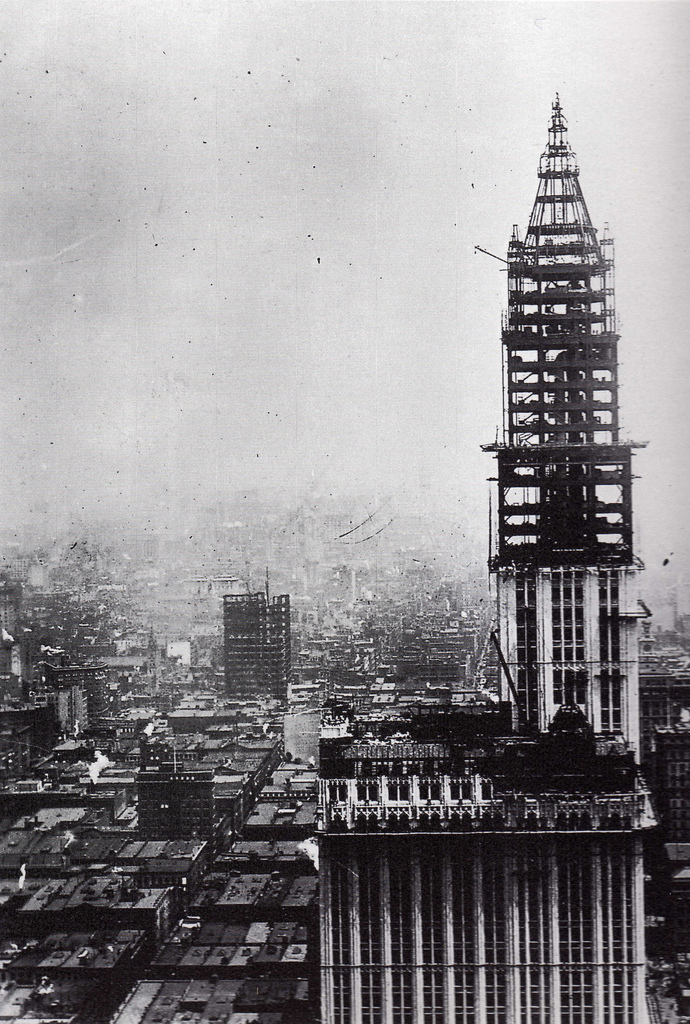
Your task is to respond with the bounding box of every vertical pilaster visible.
[536,569,552,731]
[442,850,455,1024]
[591,840,605,1024]
[585,569,602,731]
[380,851,393,1024]
[505,849,520,1023]
[349,848,362,1024]
[603,843,614,1024]
[320,847,334,1024]
[631,837,647,1024]
[411,846,424,1024]
[474,845,487,1024]
[621,843,631,1023]
[547,841,561,1024]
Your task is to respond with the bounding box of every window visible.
[388,781,410,802]
[330,782,347,802]
[356,782,379,803]
[419,781,441,801]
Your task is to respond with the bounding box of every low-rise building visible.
[111,977,314,1024]
[0,779,128,824]
[113,839,209,911]
[189,873,317,929]
[216,839,315,876]
[150,918,311,980]
[14,875,172,947]
[242,800,317,841]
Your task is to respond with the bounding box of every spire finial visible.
[550,93,567,132]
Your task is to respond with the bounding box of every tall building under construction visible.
[318,100,654,1024]
[223,591,290,703]
[489,96,642,751]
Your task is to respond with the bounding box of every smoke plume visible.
[296,837,319,872]
[88,750,111,784]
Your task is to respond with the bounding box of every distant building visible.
[640,669,690,764]
[137,764,218,840]
[284,710,320,765]
[0,703,57,778]
[0,576,21,634]
[223,592,290,703]
[655,723,690,842]
[43,662,108,726]
[46,682,87,737]
[665,845,690,953]
[0,577,23,699]
[671,867,690,954]
[166,640,191,666]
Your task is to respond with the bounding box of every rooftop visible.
[111,978,312,1024]
[244,801,317,830]
[4,930,146,974]
[190,874,317,914]
[18,875,170,914]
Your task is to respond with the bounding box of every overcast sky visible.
[1,1,688,564]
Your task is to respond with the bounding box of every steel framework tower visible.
[318,100,654,1024]
[484,96,644,753]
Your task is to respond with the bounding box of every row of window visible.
[330,967,639,1024]
[329,780,494,805]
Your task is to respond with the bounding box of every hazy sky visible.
[1,2,688,564]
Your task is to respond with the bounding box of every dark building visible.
[654,723,690,842]
[138,730,283,835]
[663,846,690,955]
[43,662,108,727]
[0,576,21,634]
[137,765,218,840]
[671,867,690,953]
[0,703,58,778]
[0,577,23,699]
[640,668,690,765]
[223,592,290,703]
[318,99,654,1024]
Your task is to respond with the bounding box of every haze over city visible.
[1,1,688,575]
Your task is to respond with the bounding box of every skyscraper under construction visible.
[223,591,290,703]
[318,100,654,1024]
[488,96,642,752]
